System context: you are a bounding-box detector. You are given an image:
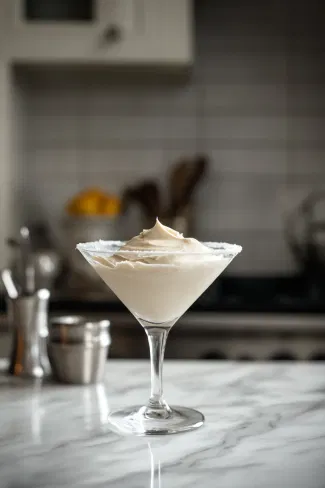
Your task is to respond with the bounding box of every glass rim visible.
[76,241,242,257]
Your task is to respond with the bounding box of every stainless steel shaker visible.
[36,289,51,374]
[48,316,110,385]
[8,289,50,379]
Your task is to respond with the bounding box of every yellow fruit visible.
[66,188,121,217]
[100,196,121,216]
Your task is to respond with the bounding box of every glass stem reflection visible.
[148,442,161,488]
[144,324,173,419]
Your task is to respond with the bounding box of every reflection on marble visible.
[0,360,325,487]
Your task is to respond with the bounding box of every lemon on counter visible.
[99,195,121,216]
[66,188,121,217]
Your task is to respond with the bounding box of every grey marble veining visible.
[0,360,325,488]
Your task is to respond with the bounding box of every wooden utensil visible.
[122,180,161,220]
[167,155,208,217]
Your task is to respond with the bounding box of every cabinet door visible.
[8,0,136,62]
[98,0,192,66]
[7,0,192,66]
[140,0,192,65]
[101,0,192,65]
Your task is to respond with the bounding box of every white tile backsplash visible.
[21,181,80,227]
[200,34,286,55]
[163,115,198,142]
[197,53,286,85]
[203,84,287,115]
[287,150,325,177]
[287,53,325,83]
[27,149,78,178]
[78,149,164,192]
[81,114,165,147]
[18,0,325,275]
[203,116,287,142]
[288,116,325,143]
[281,181,325,216]
[25,89,79,117]
[196,172,286,232]
[225,231,295,275]
[26,114,78,147]
[288,84,325,115]
[83,83,199,116]
[207,149,287,175]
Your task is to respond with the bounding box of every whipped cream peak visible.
[141,217,182,238]
[121,218,210,254]
[124,218,183,249]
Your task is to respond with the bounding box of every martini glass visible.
[77,241,241,435]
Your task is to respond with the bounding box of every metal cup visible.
[8,296,44,379]
[48,316,110,385]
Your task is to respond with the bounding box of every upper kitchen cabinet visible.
[6,0,193,67]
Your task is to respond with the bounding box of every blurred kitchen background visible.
[0,0,325,361]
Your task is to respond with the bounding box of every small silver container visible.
[48,316,110,385]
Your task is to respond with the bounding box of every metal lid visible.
[49,315,110,345]
[50,315,110,329]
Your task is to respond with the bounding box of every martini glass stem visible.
[143,324,172,419]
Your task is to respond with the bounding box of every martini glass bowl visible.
[77,241,241,435]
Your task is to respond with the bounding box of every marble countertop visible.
[1,361,325,488]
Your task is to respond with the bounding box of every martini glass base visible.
[107,405,205,436]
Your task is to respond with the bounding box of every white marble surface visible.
[0,360,325,488]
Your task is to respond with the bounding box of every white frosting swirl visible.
[122,218,208,251]
[107,219,213,266]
